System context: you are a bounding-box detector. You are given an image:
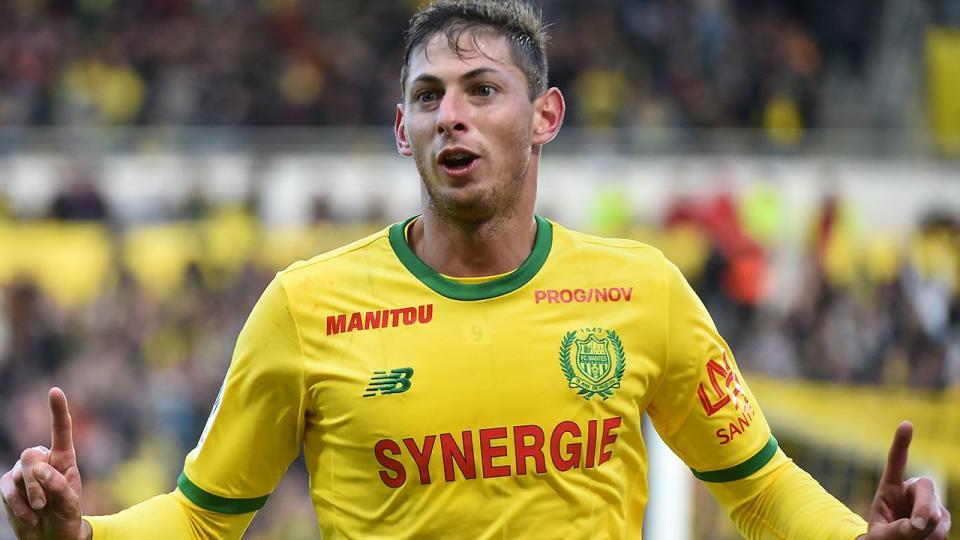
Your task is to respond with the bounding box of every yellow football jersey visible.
[178,215,778,539]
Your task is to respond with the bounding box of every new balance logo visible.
[363,367,414,397]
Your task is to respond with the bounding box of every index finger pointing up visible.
[48,387,74,453]
[881,421,913,487]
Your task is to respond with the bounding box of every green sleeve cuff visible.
[691,435,779,482]
[177,472,268,514]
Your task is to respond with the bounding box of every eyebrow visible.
[409,67,501,87]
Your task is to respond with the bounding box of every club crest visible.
[559,328,626,400]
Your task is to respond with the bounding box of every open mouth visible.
[438,149,480,177]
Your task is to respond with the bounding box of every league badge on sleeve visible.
[559,328,626,400]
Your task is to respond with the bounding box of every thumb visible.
[34,463,84,540]
[33,463,79,515]
[869,517,920,539]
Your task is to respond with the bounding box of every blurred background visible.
[1,0,959,538]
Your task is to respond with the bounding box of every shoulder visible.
[275,224,393,287]
[550,219,669,269]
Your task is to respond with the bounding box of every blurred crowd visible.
[0,225,309,537]
[0,0,886,131]
[666,189,960,389]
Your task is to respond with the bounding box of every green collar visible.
[389,215,553,301]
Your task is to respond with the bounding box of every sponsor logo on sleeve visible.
[696,351,757,446]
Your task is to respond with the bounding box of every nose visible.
[436,92,468,136]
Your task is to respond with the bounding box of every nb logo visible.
[363,367,414,397]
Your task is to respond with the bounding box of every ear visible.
[395,103,412,157]
[531,87,565,146]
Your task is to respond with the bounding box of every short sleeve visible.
[647,261,777,481]
[178,277,308,513]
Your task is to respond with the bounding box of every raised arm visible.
[858,422,950,539]
[2,388,84,539]
[1,389,253,540]
[708,422,949,540]
[648,259,950,539]
[3,277,309,540]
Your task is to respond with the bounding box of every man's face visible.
[397,31,538,222]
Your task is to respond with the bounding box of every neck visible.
[410,206,537,278]
[409,168,540,277]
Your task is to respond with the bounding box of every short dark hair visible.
[401,0,550,100]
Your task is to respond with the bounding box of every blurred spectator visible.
[58,45,146,125]
[657,181,959,390]
[48,173,110,221]
[664,184,770,345]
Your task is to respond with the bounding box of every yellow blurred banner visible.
[927,28,960,155]
[122,207,261,298]
[748,374,960,480]
[255,222,384,273]
[0,222,112,308]
[0,219,385,305]
[123,224,200,298]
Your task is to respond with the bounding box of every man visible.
[1,1,951,538]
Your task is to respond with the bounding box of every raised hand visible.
[863,422,951,539]
[1,388,87,540]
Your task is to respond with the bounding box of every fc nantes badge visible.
[559,328,626,400]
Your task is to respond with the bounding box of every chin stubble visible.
[419,166,527,223]
[414,140,530,223]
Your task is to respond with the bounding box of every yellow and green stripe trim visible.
[691,435,778,482]
[177,472,269,514]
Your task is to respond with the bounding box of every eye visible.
[415,90,439,104]
[474,84,496,97]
